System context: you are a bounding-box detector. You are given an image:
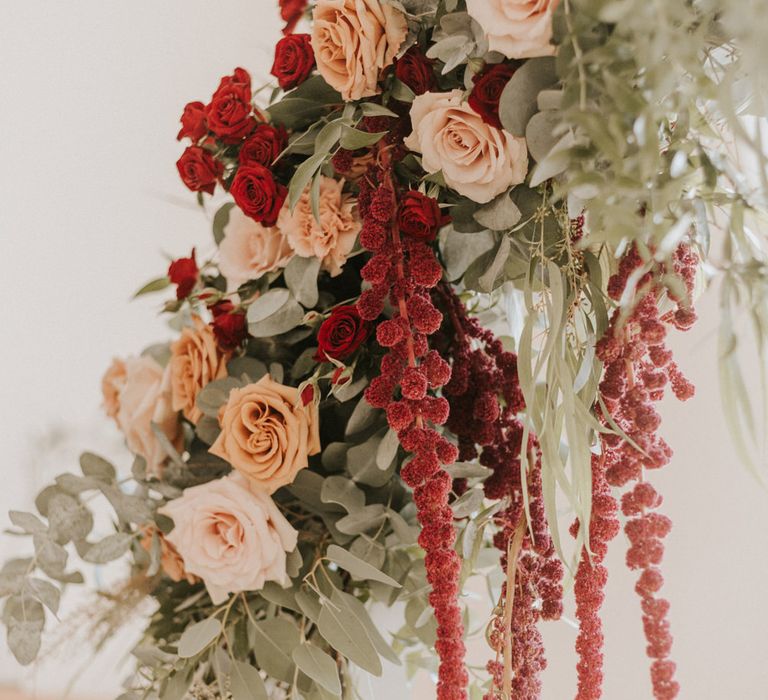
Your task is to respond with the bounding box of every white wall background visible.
[0,2,766,698]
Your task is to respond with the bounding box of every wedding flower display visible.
[4,2,768,699]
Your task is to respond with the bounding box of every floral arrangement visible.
[3,1,768,699]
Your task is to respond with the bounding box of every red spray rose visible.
[206,67,256,143]
[230,164,287,227]
[394,46,437,96]
[168,249,198,300]
[397,191,447,242]
[271,34,315,90]
[176,146,222,195]
[314,305,372,361]
[468,63,516,130]
[210,300,248,351]
[279,0,308,34]
[177,101,207,141]
[239,123,288,167]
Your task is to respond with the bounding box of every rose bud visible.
[314,305,372,362]
[176,146,222,195]
[177,101,207,142]
[397,191,448,242]
[468,63,516,130]
[271,34,315,90]
[168,249,199,299]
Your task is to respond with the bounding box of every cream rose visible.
[210,375,320,494]
[311,0,407,101]
[219,208,294,291]
[278,176,361,276]
[404,90,528,203]
[160,473,298,604]
[109,355,182,478]
[169,316,230,424]
[467,0,560,59]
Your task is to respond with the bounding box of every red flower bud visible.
[167,249,198,299]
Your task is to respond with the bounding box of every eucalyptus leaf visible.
[284,255,321,308]
[251,617,300,683]
[336,505,387,535]
[229,660,268,700]
[83,533,133,564]
[7,619,43,665]
[212,202,236,245]
[326,545,401,587]
[8,511,46,535]
[498,57,557,136]
[292,644,342,695]
[177,618,222,659]
[23,578,60,615]
[133,276,170,299]
[320,476,365,513]
[473,192,522,231]
[79,452,117,482]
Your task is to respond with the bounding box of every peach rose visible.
[210,375,320,494]
[404,90,528,203]
[278,176,361,276]
[101,357,127,422]
[160,472,298,604]
[218,208,294,291]
[111,356,182,478]
[140,526,198,584]
[466,0,560,59]
[311,0,407,101]
[169,316,230,424]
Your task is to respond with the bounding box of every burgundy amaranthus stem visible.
[434,286,563,699]
[571,453,620,700]
[356,144,468,699]
[589,243,698,699]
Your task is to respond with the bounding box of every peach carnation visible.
[210,374,320,494]
[311,0,407,101]
[466,0,560,59]
[169,316,231,424]
[278,175,361,276]
[404,90,528,203]
[160,472,298,604]
[218,207,294,291]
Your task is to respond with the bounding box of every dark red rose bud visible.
[205,67,256,143]
[300,383,316,406]
[271,34,315,90]
[315,305,372,362]
[468,63,516,130]
[331,367,350,386]
[177,101,207,141]
[394,47,437,96]
[239,123,288,167]
[210,302,247,351]
[230,164,287,227]
[168,249,199,300]
[176,146,223,195]
[397,191,447,242]
[280,0,308,35]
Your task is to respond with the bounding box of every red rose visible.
[230,164,287,227]
[468,63,516,130]
[397,192,447,242]
[314,305,371,362]
[239,123,288,168]
[210,301,247,351]
[177,101,207,141]
[280,0,308,35]
[176,146,222,195]
[271,34,315,91]
[206,68,256,143]
[168,249,199,300]
[393,47,437,96]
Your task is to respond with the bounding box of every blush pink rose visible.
[311,0,407,101]
[107,355,182,478]
[160,472,298,604]
[466,0,560,59]
[404,90,528,203]
[278,175,361,276]
[218,207,294,291]
[210,375,321,494]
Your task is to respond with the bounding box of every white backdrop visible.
[1,2,767,698]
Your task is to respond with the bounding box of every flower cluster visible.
[355,144,468,698]
[589,243,699,699]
